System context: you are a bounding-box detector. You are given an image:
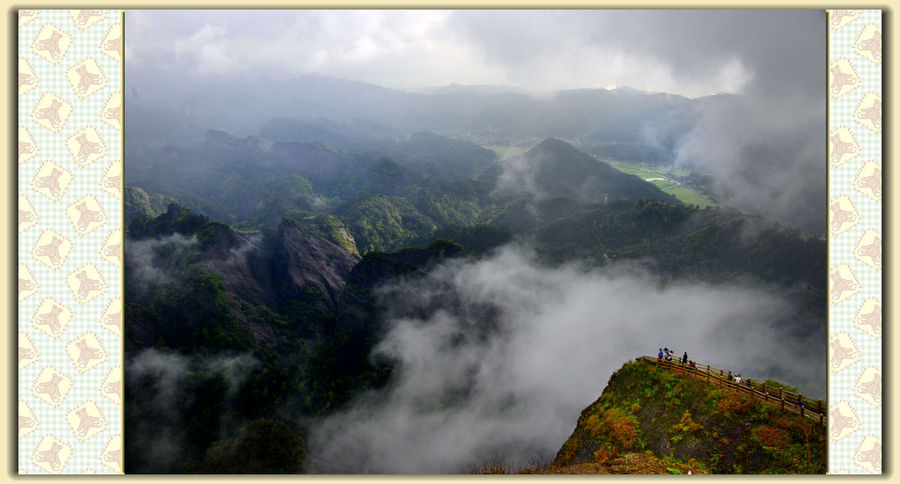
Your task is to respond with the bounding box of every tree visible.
[200,418,306,473]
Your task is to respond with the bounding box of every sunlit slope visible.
[553,358,825,474]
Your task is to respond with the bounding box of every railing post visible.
[706,365,710,382]
[780,388,784,411]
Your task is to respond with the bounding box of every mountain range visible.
[123,80,825,473]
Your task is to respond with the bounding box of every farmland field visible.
[604,159,716,208]
[486,145,530,159]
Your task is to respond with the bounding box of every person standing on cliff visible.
[682,352,688,365]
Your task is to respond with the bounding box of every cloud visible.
[127,348,191,411]
[172,24,234,76]
[125,10,505,90]
[124,233,199,298]
[306,245,824,473]
[492,150,546,200]
[673,93,826,232]
[126,10,820,97]
[125,349,261,472]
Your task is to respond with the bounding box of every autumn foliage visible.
[552,359,825,474]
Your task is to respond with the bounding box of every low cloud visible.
[307,245,824,473]
[492,151,545,200]
[674,94,825,233]
[125,349,261,473]
[125,233,199,298]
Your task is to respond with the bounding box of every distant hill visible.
[485,138,682,205]
[259,117,359,150]
[125,72,696,148]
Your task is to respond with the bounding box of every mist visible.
[673,94,825,233]
[124,233,199,298]
[492,151,546,200]
[306,245,824,473]
[125,349,260,473]
[126,10,825,232]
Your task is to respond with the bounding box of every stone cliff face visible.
[271,221,360,312]
[194,220,360,314]
[127,205,362,350]
[195,224,278,309]
[199,218,362,349]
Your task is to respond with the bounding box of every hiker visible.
[689,360,696,369]
[663,348,673,361]
[727,371,733,382]
[658,348,664,361]
[797,394,804,408]
[682,352,688,365]
[735,374,742,384]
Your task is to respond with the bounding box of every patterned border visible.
[826,9,882,475]
[17,10,123,475]
[16,8,882,475]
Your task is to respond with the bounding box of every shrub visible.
[752,425,790,450]
[716,392,752,415]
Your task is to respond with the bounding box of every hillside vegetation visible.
[551,358,825,474]
[123,108,825,473]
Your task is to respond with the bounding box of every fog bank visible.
[307,245,824,473]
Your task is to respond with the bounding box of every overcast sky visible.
[126,9,823,98]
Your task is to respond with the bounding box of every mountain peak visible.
[531,137,580,154]
[553,358,825,474]
[510,139,681,206]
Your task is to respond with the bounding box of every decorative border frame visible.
[15,8,881,475]
[17,10,123,474]
[826,8,882,475]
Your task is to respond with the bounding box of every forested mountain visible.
[483,138,681,204]
[124,79,825,474]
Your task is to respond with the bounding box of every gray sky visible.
[126,9,822,97]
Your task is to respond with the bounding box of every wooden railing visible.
[638,356,826,425]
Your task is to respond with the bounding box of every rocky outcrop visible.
[271,219,360,311]
[196,224,278,309]
[127,205,362,350]
[553,358,825,474]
